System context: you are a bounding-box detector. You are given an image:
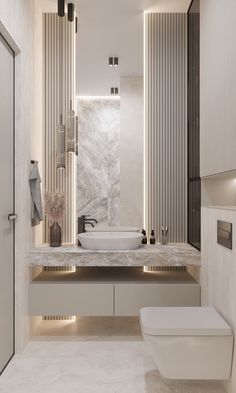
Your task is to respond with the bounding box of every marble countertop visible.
[28,243,201,267]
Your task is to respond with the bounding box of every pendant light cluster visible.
[58,0,75,21]
[56,0,78,169]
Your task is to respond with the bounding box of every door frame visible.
[0,29,16,375]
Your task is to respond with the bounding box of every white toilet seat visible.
[140,306,232,336]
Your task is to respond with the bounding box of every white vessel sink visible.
[86,226,139,233]
[78,231,143,250]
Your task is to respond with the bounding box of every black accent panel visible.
[188,179,201,250]
[187,0,201,250]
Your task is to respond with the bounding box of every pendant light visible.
[75,116,79,156]
[57,115,66,168]
[66,100,76,153]
[58,0,65,17]
[56,12,66,169]
[68,3,75,22]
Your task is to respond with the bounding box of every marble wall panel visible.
[108,198,120,226]
[76,197,108,226]
[76,98,120,226]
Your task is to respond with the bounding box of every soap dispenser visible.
[141,229,147,244]
[150,230,155,245]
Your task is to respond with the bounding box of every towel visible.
[29,162,43,226]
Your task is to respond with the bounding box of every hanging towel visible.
[29,162,43,226]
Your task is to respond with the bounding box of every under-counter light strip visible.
[43,316,76,321]
[43,266,76,272]
[143,266,187,273]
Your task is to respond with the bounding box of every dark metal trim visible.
[75,17,78,34]
[187,7,190,247]
[188,240,201,251]
[187,0,195,14]
[13,49,16,358]
[188,177,201,183]
[0,354,15,376]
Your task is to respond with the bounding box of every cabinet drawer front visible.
[29,283,113,316]
[115,284,201,316]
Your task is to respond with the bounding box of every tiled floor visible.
[0,317,227,393]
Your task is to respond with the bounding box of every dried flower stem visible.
[44,192,65,222]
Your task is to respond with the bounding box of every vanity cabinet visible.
[29,283,113,316]
[29,267,200,316]
[115,283,200,316]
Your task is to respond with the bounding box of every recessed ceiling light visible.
[114,57,119,66]
[109,57,113,67]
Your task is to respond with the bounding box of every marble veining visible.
[28,244,201,267]
[76,98,120,227]
[76,197,108,226]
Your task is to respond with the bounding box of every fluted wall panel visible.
[145,13,187,243]
[44,13,76,243]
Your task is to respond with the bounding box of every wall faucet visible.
[77,215,98,245]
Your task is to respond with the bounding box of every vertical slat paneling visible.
[145,13,187,243]
[44,14,76,244]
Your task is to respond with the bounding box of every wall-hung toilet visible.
[140,307,233,380]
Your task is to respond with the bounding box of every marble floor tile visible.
[0,317,227,393]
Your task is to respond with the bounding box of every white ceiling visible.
[76,0,191,96]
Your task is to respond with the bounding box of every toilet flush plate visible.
[217,220,232,250]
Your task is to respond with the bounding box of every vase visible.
[50,221,62,247]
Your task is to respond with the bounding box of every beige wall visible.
[201,207,236,393]
[0,0,54,351]
[200,0,236,177]
[1,0,35,351]
[202,171,236,207]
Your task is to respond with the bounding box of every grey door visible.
[0,34,15,373]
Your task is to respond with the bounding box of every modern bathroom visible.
[0,0,236,392]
